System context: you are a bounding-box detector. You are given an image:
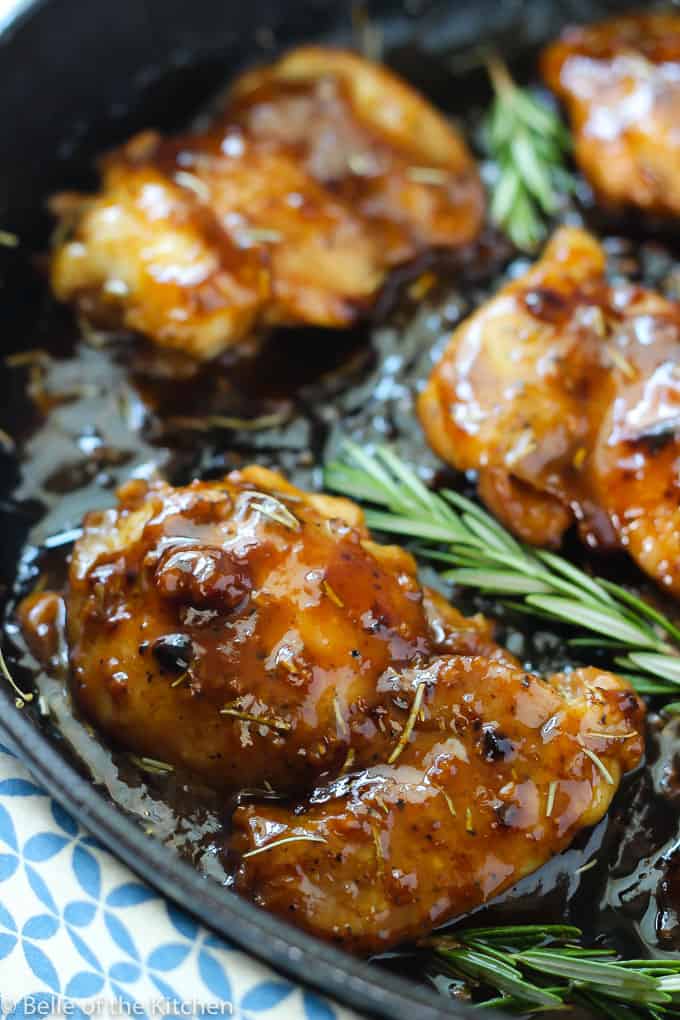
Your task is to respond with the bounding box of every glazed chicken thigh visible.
[38,466,503,791]
[50,47,483,359]
[419,227,680,596]
[233,659,643,953]
[542,13,680,217]
[19,466,644,953]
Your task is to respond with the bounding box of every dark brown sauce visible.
[2,31,680,1015]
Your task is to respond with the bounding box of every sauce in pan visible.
[1,34,680,1012]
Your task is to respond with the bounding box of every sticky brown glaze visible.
[231,658,644,954]
[542,13,680,216]
[418,227,680,596]
[50,47,483,359]
[23,467,509,791]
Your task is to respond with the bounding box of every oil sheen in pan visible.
[2,42,680,1010]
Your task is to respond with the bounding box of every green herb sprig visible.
[483,55,574,251]
[428,924,680,1016]
[325,443,680,705]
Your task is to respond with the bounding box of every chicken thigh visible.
[38,466,503,791]
[419,226,680,596]
[50,48,483,359]
[542,13,680,216]
[232,658,643,953]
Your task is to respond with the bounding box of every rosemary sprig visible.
[428,924,680,1015]
[483,55,573,251]
[324,444,680,702]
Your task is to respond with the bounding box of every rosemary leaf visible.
[511,131,557,214]
[242,834,326,859]
[534,550,616,607]
[340,441,409,509]
[377,447,456,524]
[525,596,663,650]
[460,512,513,554]
[600,579,680,645]
[364,509,467,544]
[441,489,521,549]
[517,951,668,1004]
[568,637,630,650]
[459,924,582,943]
[323,463,388,505]
[627,652,680,685]
[443,569,552,595]
[490,162,520,225]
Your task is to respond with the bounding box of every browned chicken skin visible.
[19,466,644,953]
[50,47,483,359]
[542,13,680,216]
[233,659,643,953]
[419,227,680,596]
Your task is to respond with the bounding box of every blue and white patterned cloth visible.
[0,739,357,1020]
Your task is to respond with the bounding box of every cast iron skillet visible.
[0,0,643,1016]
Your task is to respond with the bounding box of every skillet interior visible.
[1,0,676,1017]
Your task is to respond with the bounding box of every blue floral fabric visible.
[0,740,351,1020]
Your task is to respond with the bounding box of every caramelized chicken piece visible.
[50,48,483,359]
[232,658,643,953]
[43,466,504,791]
[419,227,680,595]
[542,13,680,216]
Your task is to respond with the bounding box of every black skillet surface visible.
[1,1,677,1018]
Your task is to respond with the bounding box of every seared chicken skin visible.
[233,660,643,953]
[419,227,680,596]
[19,466,644,952]
[50,48,483,359]
[542,13,680,216]
[26,467,503,791]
